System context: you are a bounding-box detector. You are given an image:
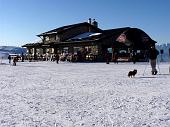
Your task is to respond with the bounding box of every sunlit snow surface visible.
[0,61,170,127]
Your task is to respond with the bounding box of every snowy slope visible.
[0,61,170,127]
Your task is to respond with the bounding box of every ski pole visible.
[157,59,161,74]
[143,62,148,76]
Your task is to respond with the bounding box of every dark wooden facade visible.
[22,21,156,62]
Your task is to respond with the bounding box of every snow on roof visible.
[89,33,101,36]
[69,32,102,41]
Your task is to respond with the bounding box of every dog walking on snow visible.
[128,69,137,78]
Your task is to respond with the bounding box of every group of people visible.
[7,45,160,75]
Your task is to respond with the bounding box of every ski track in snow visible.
[0,61,170,127]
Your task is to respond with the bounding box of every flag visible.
[116,33,132,46]
[116,33,126,43]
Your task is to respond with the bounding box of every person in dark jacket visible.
[148,46,159,75]
[13,57,17,66]
[8,55,11,64]
[55,53,59,64]
[105,50,110,64]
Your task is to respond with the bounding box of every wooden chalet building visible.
[22,19,156,62]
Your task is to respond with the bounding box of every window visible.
[45,36,49,41]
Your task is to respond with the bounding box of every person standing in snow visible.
[8,55,11,64]
[114,52,118,64]
[55,53,59,64]
[21,52,24,62]
[148,45,159,75]
[131,51,137,64]
[105,50,110,64]
[13,57,17,66]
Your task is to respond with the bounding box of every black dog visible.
[128,69,137,78]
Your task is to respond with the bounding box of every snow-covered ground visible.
[0,61,170,127]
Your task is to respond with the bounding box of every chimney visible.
[88,18,92,24]
[92,19,98,28]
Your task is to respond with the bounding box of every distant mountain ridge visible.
[0,46,27,58]
[156,43,170,62]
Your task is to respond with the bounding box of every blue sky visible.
[0,0,170,46]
